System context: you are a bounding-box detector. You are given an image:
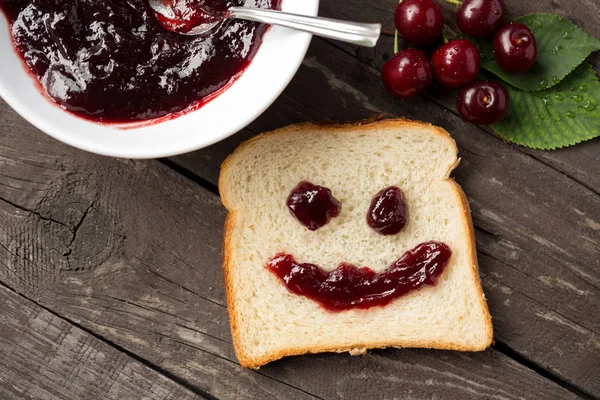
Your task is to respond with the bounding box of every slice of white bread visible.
[219,119,493,369]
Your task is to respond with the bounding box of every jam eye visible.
[367,186,408,235]
[287,181,341,231]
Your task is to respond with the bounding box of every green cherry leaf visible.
[490,62,600,149]
[479,13,600,91]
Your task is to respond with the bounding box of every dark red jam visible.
[367,186,408,235]
[0,0,281,123]
[267,241,451,312]
[287,181,342,231]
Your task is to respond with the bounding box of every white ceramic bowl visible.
[0,1,318,158]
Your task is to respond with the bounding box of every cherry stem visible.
[442,0,462,5]
[395,0,402,53]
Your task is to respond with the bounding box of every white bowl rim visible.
[0,0,319,158]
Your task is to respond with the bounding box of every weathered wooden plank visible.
[169,37,600,395]
[0,284,203,400]
[0,102,584,400]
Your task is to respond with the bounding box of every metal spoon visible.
[149,0,381,47]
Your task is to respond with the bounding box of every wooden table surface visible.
[1,0,599,398]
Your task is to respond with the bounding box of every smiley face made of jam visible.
[266,181,451,312]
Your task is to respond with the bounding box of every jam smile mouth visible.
[266,241,451,312]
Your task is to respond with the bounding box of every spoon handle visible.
[229,7,381,47]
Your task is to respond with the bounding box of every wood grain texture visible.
[0,100,584,400]
[0,284,202,400]
[170,37,600,395]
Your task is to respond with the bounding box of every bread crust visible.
[219,118,493,369]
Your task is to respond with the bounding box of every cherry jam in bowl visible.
[0,0,318,158]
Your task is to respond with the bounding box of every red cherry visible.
[457,0,505,39]
[394,0,443,45]
[431,39,480,88]
[493,22,537,73]
[457,80,509,124]
[382,49,433,99]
